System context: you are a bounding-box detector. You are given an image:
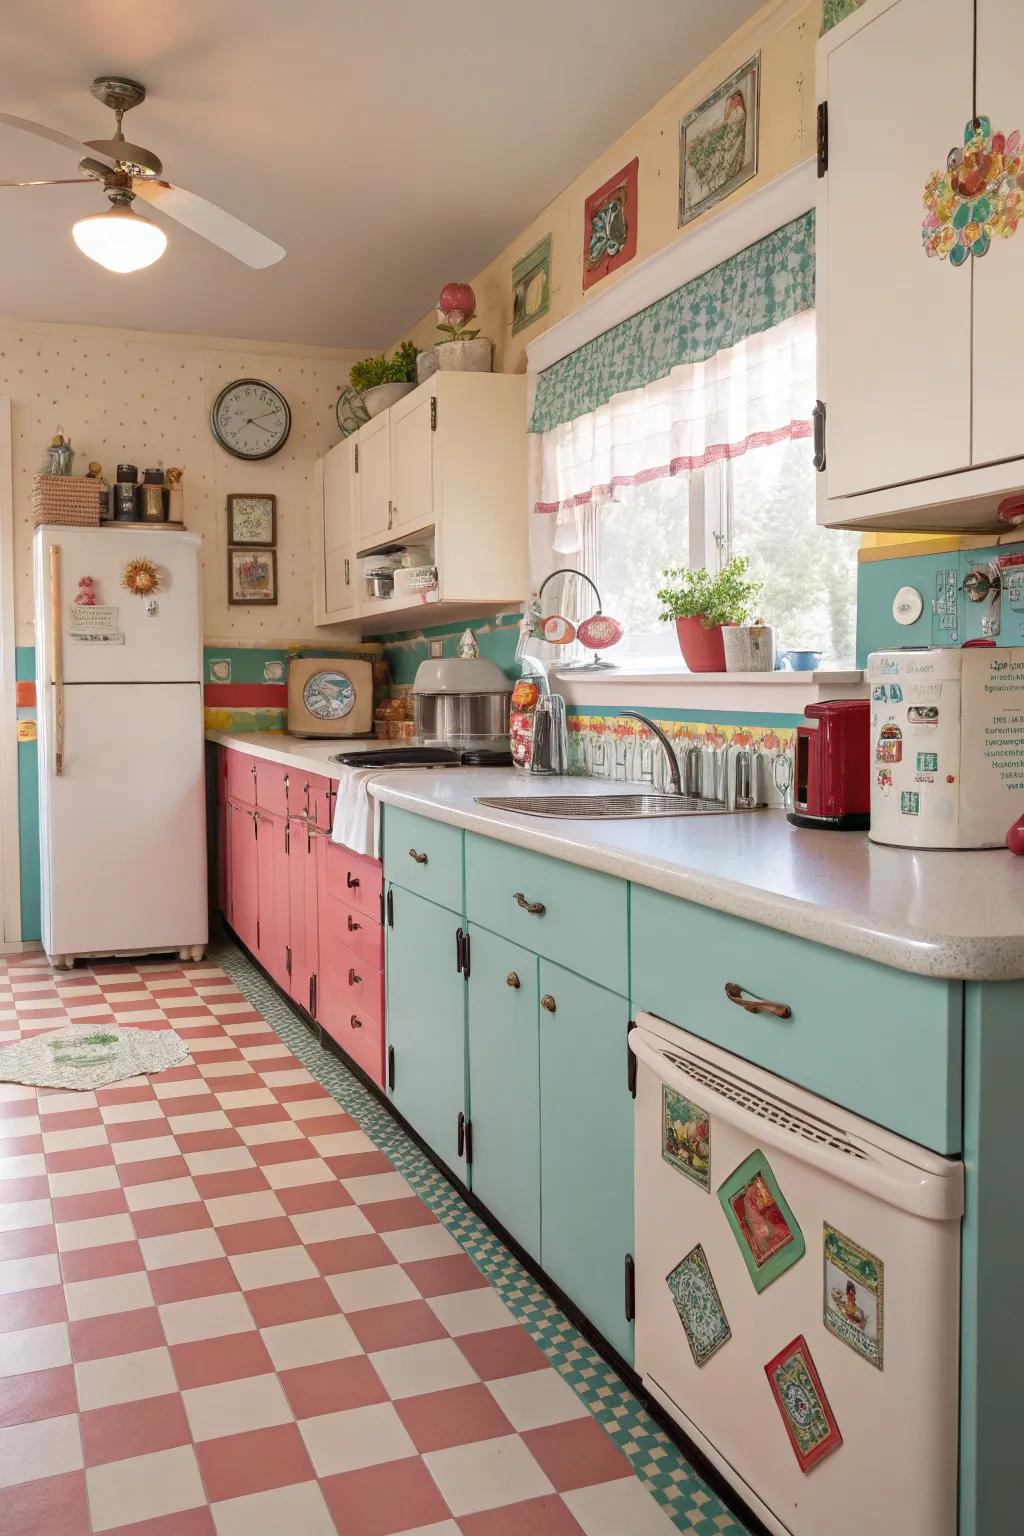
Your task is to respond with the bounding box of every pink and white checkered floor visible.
[0,951,707,1536]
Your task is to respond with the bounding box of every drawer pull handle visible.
[506,972,520,990]
[541,994,556,1014]
[347,914,361,932]
[408,848,428,864]
[350,1014,363,1030]
[513,891,546,916]
[346,871,360,889]
[724,981,792,1020]
[348,968,361,986]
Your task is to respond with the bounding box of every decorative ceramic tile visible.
[666,1245,731,1366]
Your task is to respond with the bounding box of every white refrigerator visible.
[33,526,208,965]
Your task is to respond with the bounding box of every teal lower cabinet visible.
[466,927,541,1258]
[385,882,467,1177]
[538,961,635,1364]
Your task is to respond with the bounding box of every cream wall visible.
[395,0,817,370]
[1,320,369,649]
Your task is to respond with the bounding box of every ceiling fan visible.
[0,76,285,273]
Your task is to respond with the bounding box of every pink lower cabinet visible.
[225,799,259,955]
[255,810,291,991]
[287,814,319,1015]
[317,837,385,1086]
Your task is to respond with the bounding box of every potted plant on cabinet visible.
[657,556,762,672]
[434,282,493,372]
[349,341,420,418]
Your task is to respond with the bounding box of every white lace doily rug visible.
[0,1025,191,1091]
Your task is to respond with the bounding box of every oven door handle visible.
[628,1031,961,1221]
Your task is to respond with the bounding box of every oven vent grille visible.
[663,1048,870,1162]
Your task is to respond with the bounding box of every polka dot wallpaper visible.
[0,319,367,649]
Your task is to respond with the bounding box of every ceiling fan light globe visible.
[71,205,166,273]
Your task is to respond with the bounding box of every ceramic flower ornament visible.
[436,282,479,340]
[923,117,1024,265]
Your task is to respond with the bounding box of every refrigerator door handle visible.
[629,1030,962,1221]
[50,543,64,776]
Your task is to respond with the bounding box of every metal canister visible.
[113,464,138,522]
[140,470,166,522]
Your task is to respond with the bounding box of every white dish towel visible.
[329,767,383,857]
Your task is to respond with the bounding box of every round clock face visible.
[211,378,291,460]
[303,670,356,722]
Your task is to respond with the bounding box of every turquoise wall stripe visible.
[16,738,40,943]
[15,645,34,682]
[202,643,380,686]
[381,614,522,686]
[856,539,1019,665]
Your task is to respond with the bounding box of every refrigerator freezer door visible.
[632,1017,960,1536]
[35,527,202,684]
[38,683,207,958]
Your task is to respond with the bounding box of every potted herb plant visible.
[434,282,493,372]
[657,556,763,672]
[349,341,420,418]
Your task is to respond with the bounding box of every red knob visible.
[1006,814,1024,856]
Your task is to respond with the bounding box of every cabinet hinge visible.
[387,1044,396,1091]
[310,972,317,1020]
[386,888,394,927]
[256,919,261,948]
[284,819,290,854]
[816,100,828,178]
[465,1118,473,1165]
[812,399,826,474]
[624,1253,636,1323]
[627,1018,638,1099]
[457,1111,472,1163]
[430,395,437,431]
[379,889,385,925]
[285,945,292,976]
[455,927,471,979]
[354,441,359,472]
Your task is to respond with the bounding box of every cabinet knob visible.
[346,871,360,889]
[541,994,556,1014]
[724,981,792,1020]
[506,972,520,990]
[347,913,361,932]
[513,891,546,916]
[349,1014,363,1030]
[408,848,428,865]
[348,968,361,987]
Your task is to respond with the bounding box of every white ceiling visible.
[0,0,763,348]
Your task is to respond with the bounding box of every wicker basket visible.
[32,474,102,529]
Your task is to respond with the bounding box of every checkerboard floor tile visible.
[0,948,749,1536]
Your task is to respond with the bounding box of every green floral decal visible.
[529,211,814,433]
[820,0,866,34]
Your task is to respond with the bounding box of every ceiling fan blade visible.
[0,177,95,187]
[0,112,116,168]
[133,179,284,268]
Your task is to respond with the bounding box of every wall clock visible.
[211,378,291,460]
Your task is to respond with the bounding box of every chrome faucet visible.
[618,712,682,795]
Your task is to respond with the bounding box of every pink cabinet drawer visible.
[255,760,290,817]
[225,748,257,808]
[322,936,383,1029]
[319,945,384,1086]
[319,841,383,921]
[319,897,383,971]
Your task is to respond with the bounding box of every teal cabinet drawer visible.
[630,886,962,1154]
[383,807,463,913]
[465,833,628,995]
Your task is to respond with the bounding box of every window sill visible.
[552,667,867,717]
[552,667,862,686]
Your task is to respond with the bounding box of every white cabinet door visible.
[322,438,356,617]
[390,388,435,537]
[356,413,391,544]
[972,0,1024,468]
[821,0,974,498]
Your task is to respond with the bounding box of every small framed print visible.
[512,234,552,334]
[823,1223,884,1369]
[583,158,638,291]
[679,54,760,227]
[228,547,278,606]
[227,493,276,547]
[717,1150,804,1292]
[666,1244,731,1367]
[661,1086,710,1191]
[764,1335,843,1474]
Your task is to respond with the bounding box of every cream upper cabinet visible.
[321,437,356,620]
[314,372,528,633]
[390,387,435,538]
[817,0,1024,531]
[356,411,392,543]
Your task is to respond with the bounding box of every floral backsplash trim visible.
[923,118,1024,265]
[566,712,795,792]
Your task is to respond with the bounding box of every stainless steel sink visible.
[475,793,747,819]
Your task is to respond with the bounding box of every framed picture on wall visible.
[512,234,552,334]
[228,547,278,605]
[227,493,276,547]
[582,158,639,291]
[679,54,760,227]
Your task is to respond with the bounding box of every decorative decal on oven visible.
[764,1334,843,1473]
[823,1223,884,1369]
[666,1243,731,1367]
[717,1150,805,1291]
[661,1086,710,1191]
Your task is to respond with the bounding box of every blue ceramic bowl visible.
[783,649,823,672]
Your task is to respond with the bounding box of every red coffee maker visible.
[786,699,870,830]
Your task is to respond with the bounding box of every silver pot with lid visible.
[411,629,511,750]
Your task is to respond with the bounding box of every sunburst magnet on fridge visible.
[867,646,1024,849]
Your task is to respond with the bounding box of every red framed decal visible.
[582,157,639,290]
[764,1334,843,1474]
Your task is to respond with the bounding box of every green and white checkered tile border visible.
[214,941,748,1536]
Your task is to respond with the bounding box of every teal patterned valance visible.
[528,210,815,434]
[821,0,866,34]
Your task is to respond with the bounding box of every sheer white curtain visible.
[533,308,815,524]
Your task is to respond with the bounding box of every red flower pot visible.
[674,616,729,672]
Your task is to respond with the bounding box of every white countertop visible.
[208,733,1024,981]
